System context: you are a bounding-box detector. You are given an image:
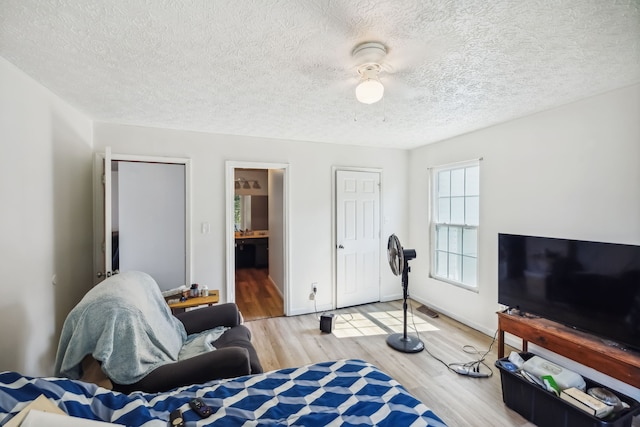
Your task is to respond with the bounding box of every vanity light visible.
[235,177,261,190]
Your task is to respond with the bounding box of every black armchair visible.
[55,272,263,394]
[113,303,263,393]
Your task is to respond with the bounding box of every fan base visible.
[386,333,424,353]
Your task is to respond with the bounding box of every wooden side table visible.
[168,290,219,314]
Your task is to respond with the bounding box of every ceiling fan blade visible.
[382,34,456,75]
[381,78,422,101]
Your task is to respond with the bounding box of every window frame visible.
[429,160,480,291]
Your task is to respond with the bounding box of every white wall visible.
[0,57,94,376]
[92,124,410,315]
[407,84,640,398]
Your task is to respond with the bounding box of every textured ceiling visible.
[1,0,639,149]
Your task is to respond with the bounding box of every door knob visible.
[338,244,344,249]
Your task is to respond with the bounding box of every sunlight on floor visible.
[332,309,439,338]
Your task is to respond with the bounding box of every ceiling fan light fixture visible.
[352,42,387,104]
[355,78,384,104]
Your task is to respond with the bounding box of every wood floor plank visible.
[235,268,284,321]
[244,300,639,427]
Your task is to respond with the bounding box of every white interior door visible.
[336,170,381,308]
[94,149,191,289]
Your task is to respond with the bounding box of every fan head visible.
[387,234,417,276]
[387,234,404,276]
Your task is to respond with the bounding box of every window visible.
[234,195,242,230]
[431,161,480,289]
[234,195,253,231]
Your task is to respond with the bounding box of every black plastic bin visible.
[496,353,640,427]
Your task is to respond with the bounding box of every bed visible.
[0,359,446,426]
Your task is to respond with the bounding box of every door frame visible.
[331,166,382,308]
[93,149,192,285]
[225,161,290,315]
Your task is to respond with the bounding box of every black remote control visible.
[189,397,212,418]
[169,409,184,427]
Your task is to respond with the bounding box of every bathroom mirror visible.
[235,195,268,231]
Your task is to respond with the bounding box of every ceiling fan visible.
[386,234,424,353]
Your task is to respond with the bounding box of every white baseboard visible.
[380,292,402,302]
[267,274,283,298]
[408,294,497,338]
[288,303,332,317]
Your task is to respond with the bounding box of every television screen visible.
[498,234,640,350]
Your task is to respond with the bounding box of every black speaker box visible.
[320,313,335,333]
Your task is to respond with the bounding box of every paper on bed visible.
[4,395,65,427]
[21,410,118,426]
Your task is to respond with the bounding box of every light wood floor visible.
[243,300,640,427]
[235,268,284,321]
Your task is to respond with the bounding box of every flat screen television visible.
[498,233,640,351]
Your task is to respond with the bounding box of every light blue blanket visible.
[54,271,187,385]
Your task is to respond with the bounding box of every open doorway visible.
[226,162,289,321]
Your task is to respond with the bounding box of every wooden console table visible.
[497,310,640,388]
[168,290,219,314]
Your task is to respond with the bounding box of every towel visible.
[54,271,187,385]
[178,327,228,361]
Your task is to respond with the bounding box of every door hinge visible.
[102,173,106,185]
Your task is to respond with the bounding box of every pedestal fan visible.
[386,234,424,353]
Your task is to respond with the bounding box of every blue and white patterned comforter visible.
[0,359,447,426]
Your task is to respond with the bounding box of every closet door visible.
[335,169,381,308]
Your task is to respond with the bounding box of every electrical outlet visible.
[309,283,318,300]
